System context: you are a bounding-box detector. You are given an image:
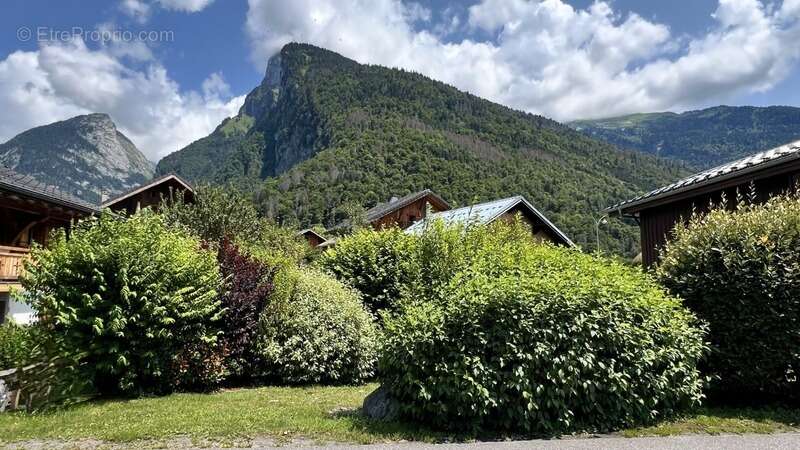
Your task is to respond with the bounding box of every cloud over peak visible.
[246,0,800,121]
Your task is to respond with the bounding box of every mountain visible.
[157,43,689,255]
[0,114,154,203]
[571,106,800,170]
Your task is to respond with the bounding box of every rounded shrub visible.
[381,244,706,434]
[21,211,223,396]
[319,227,416,315]
[258,267,379,384]
[658,195,800,402]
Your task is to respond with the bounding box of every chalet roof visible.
[296,228,326,240]
[102,173,194,208]
[364,189,450,222]
[0,166,99,214]
[607,139,800,214]
[328,189,450,232]
[404,195,574,246]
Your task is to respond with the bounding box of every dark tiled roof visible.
[364,189,449,222]
[0,166,99,213]
[607,139,800,213]
[102,172,193,208]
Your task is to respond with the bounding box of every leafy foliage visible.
[217,238,275,381]
[320,219,541,315]
[380,227,706,434]
[157,43,688,256]
[19,211,223,396]
[258,267,378,385]
[658,194,800,402]
[572,106,800,170]
[319,227,415,315]
[161,184,311,266]
[0,322,40,369]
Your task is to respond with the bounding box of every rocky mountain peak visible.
[0,114,154,203]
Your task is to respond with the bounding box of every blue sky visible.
[2,0,799,160]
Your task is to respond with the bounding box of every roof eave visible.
[605,150,800,215]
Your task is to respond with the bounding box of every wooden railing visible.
[0,246,29,282]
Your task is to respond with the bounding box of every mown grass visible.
[624,407,800,437]
[2,385,800,446]
[0,383,447,446]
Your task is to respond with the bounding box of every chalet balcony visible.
[0,245,29,286]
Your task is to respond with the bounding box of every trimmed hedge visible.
[658,195,800,402]
[381,243,706,434]
[258,268,379,384]
[20,211,223,396]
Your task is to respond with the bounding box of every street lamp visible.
[595,216,608,254]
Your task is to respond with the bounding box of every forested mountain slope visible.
[571,106,800,170]
[157,43,688,255]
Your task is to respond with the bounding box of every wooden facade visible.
[367,190,451,230]
[102,173,195,215]
[0,167,98,323]
[371,196,434,230]
[608,141,800,267]
[297,229,327,248]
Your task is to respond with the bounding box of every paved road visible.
[6,434,800,449]
[258,433,800,450]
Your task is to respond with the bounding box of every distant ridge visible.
[571,105,800,170]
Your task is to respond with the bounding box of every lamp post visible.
[595,216,607,254]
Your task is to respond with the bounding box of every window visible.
[0,292,8,324]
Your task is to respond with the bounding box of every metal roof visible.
[607,139,800,214]
[404,195,574,246]
[0,166,99,213]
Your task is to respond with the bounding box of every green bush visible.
[20,211,223,396]
[161,184,311,266]
[0,321,39,369]
[320,219,536,314]
[319,227,415,315]
[381,243,706,434]
[258,267,379,384]
[658,195,800,402]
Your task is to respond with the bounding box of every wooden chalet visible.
[296,228,327,248]
[1,167,99,324]
[330,189,451,232]
[102,173,194,215]
[404,195,574,246]
[607,139,800,267]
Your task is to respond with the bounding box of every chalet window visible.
[0,293,8,324]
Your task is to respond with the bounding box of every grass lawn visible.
[2,384,800,446]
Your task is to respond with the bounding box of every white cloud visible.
[0,39,242,161]
[120,0,214,22]
[155,0,214,13]
[245,0,800,121]
[120,0,151,24]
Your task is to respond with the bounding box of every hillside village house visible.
[326,190,573,248]
[405,195,574,247]
[1,170,195,324]
[607,139,800,267]
[102,173,195,214]
[0,167,100,324]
